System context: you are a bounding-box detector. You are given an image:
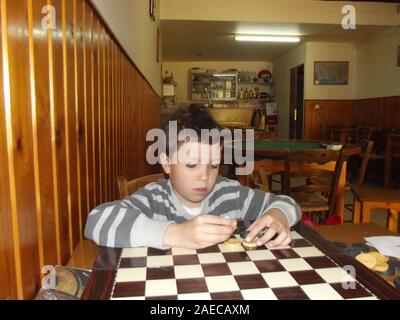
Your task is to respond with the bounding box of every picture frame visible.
[314,61,349,85]
[149,0,156,21]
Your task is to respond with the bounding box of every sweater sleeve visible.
[238,186,301,227]
[84,188,174,249]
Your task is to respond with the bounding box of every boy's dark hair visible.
[161,104,222,156]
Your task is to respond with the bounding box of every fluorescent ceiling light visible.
[235,35,301,43]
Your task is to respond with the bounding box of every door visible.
[290,64,304,139]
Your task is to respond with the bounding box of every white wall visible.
[356,31,400,99]
[161,0,400,26]
[91,0,162,95]
[162,61,273,103]
[305,42,357,100]
[273,44,307,138]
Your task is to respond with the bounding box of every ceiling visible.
[161,20,392,61]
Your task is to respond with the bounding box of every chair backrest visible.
[355,126,372,141]
[250,150,289,193]
[354,140,374,186]
[117,173,165,199]
[285,149,345,216]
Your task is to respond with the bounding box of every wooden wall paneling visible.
[96,19,103,204]
[111,41,116,199]
[106,34,113,201]
[30,0,58,268]
[84,4,94,211]
[50,0,70,264]
[75,0,87,232]
[100,27,108,202]
[0,0,18,300]
[304,98,400,141]
[91,14,99,207]
[62,0,80,252]
[0,0,162,298]
[122,52,125,178]
[117,50,121,181]
[6,0,40,298]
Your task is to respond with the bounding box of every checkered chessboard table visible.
[82,223,400,300]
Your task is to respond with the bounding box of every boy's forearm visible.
[263,194,301,227]
[164,223,180,248]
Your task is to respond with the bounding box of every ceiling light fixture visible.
[235,34,301,43]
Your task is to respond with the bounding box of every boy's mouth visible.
[193,188,207,194]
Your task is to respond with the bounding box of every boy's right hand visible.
[164,215,237,249]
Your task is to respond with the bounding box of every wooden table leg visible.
[384,135,392,189]
[353,199,361,224]
[335,162,346,222]
[361,202,372,224]
[387,209,399,233]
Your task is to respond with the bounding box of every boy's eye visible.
[186,164,197,168]
[210,164,220,169]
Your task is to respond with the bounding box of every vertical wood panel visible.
[50,0,69,263]
[304,98,400,140]
[62,0,80,252]
[6,0,39,298]
[91,14,101,206]
[0,0,18,300]
[75,0,87,233]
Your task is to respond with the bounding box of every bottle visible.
[164,71,169,83]
[244,88,248,99]
[239,88,244,99]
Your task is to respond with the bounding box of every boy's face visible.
[161,142,221,208]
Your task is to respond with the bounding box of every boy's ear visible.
[160,153,171,175]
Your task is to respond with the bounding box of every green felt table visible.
[252,140,325,160]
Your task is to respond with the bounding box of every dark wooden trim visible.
[81,269,117,300]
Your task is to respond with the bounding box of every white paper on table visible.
[364,236,400,259]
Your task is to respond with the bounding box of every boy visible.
[85,105,301,250]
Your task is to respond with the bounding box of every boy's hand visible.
[245,209,292,248]
[164,215,237,249]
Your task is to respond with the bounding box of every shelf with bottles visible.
[191,71,237,102]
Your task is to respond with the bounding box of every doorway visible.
[289,64,304,139]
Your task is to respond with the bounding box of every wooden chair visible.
[285,149,345,224]
[117,173,165,198]
[354,126,381,142]
[250,150,290,194]
[352,186,400,234]
[384,133,400,188]
[347,140,374,187]
[343,140,374,221]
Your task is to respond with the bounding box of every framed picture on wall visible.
[314,61,349,85]
[149,0,156,21]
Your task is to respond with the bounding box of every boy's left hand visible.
[245,208,292,248]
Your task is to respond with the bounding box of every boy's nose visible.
[198,165,209,181]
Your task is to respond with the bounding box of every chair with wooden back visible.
[117,173,165,199]
[250,150,290,194]
[285,149,345,224]
[347,140,374,187]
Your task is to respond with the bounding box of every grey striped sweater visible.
[84,176,301,249]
